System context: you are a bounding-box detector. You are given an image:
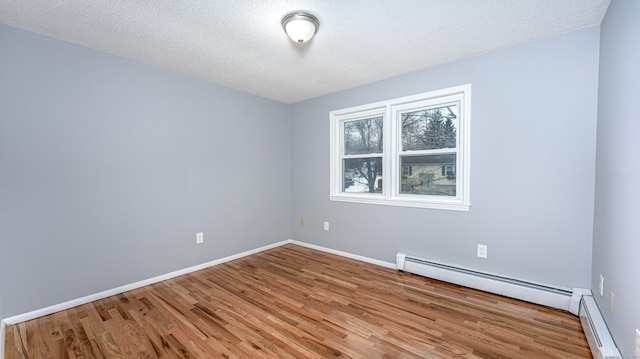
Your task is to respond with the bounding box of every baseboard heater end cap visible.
[569,288,592,315]
[396,252,407,270]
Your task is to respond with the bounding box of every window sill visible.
[329,194,470,211]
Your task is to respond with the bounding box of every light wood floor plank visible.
[4,244,591,358]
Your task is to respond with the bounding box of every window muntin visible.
[329,84,470,211]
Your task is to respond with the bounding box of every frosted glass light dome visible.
[282,12,319,43]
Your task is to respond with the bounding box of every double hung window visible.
[330,84,471,211]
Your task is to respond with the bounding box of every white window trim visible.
[330,84,471,211]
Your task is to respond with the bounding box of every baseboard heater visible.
[579,295,622,359]
[396,252,621,358]
[396,252,587,314]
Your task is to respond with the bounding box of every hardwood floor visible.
[4,244,591,358]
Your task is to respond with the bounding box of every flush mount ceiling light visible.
[281,12,319,43]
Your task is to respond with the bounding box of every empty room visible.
[1,0,638,358]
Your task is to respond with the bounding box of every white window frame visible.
[330,84,471,211]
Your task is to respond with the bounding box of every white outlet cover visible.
[196,232,204,244]
[609,292,615,314]
[599,274,604,296]
[323,221,329,231]
[635,329,640,358]
[477,244,488,258]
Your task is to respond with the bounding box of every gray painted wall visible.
[0,24,291,317]
[290,27,600,290]
[593,1,640,356]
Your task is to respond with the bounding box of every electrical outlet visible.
[609,291,614,314]
[599,274,604,296]
[634,329,640,358]
[196,232,204,244]
[300,218,305,227]
[477,244,488,258]
[323,221,329,231]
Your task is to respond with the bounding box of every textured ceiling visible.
[0,0,610,104]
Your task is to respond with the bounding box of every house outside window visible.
[330,84,471,211]
[443,164,456,179]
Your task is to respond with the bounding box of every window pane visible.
[400,154,456,196]
[344,117,383,155]
[343,157,383,193]
[401,105,457,151]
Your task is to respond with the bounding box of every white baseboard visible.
[290,240,396,269]
[2,240,290,325]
